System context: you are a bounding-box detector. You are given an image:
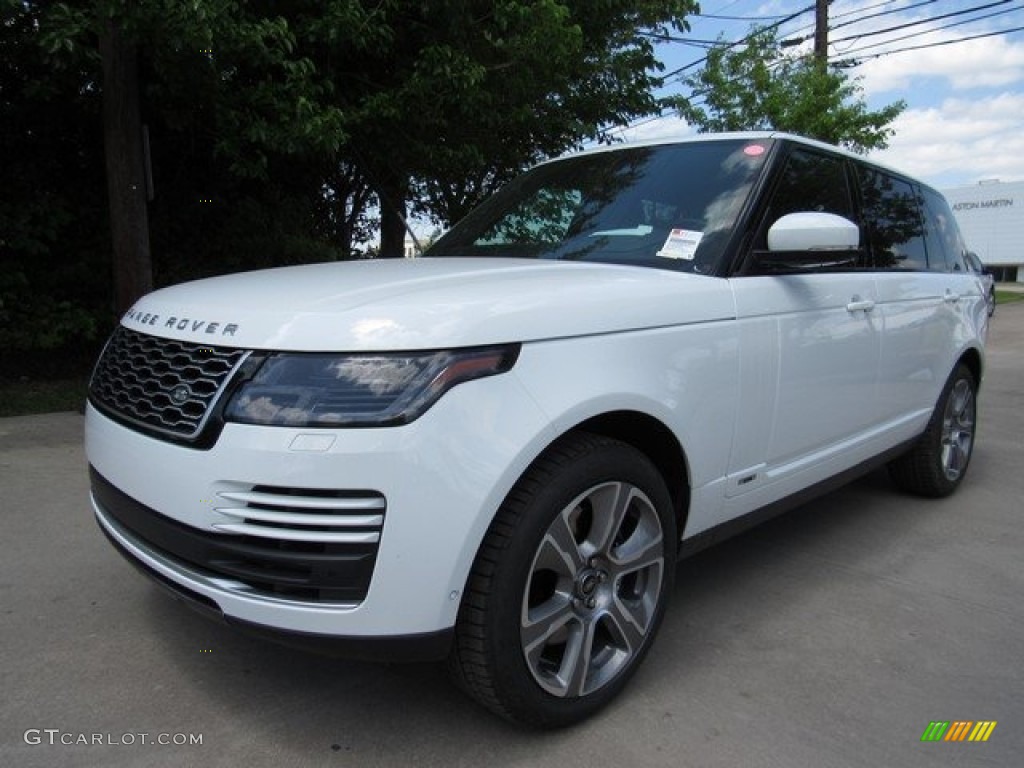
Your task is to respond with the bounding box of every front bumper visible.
[85,367,556,646]
[95,508,454,661]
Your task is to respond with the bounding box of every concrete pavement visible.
[2,306,1022,767]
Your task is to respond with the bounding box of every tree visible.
[38,0,357,311]
[676,27,905,153]
[329,0,701,251]
[1,0,106,362]
[4,0,703,372]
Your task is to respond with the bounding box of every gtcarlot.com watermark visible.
[24,729,203,747]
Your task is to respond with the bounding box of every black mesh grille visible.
[89,326,249,439]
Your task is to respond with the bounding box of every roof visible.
[546,131,931,192]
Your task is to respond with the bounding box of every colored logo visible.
[921,721,997,742]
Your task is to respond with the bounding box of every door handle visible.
[944,291,961,303]
[846,297,875,313]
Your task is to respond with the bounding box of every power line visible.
[833,4,1023,56]
[829,0,938,33]
[833,22,1024,65]
[830,0,1015,45]
[783,0,902,39]
[781,0,1011,47]
[695,12,790,21]
[638,32,744,46]
[659,2,818,81]
[612,2,829,137]
[612,0,1024,138]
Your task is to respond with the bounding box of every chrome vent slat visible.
[214,507,384,528]
[89,326,249,440]
[215,485,387,546]
[217,490,386,511]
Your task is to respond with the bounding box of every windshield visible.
[427,139,771,274]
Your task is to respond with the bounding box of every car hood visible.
[119,258,736,351]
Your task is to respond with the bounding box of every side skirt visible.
[676,437,917,560]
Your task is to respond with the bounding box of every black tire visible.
[987,286,996,317]
[448,432,676,728]
[888,363,977,497]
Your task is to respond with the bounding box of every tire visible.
[888,363,977,497]
[448,432,676,728]
[987,286,996,317]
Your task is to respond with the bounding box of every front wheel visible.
[448,432,676,727]
[888,363,978,497]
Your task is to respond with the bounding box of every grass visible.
[0,377,89,418]
[995,289,1024,306]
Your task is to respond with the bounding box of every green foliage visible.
[3,0,702,363]
[40,0,352,178]
[1,0,108,351]
[0,273,98,351]
[675,27,905,153]
[333,0,700,225]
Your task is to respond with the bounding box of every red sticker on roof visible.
[744,144,766,156]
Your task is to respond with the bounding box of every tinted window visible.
[921,187,966,272]
[858,168,928,270]
[763,149,855,225]
[748,149,859,271]
[428,140,770,274]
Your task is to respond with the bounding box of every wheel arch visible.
[958,346,983,387]
[568,410,691,551]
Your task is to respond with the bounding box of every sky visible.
[610,0,1024,191]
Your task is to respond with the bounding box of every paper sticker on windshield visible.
[657,229,702,260]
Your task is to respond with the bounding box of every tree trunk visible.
[100,19,152,313]
[377,174,409,258]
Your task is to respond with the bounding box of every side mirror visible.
[754,212,861,273]
[768,212,860,252]
[967,251,993,277]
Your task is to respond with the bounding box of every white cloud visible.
[855,33,1024,95]
[868,92,1024,186]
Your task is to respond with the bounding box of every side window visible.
[857,168,928,270]
[763,149,855,227]
[751,149,860,271]
[921,187,967,272]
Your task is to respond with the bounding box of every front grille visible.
[89,326,249,441]
[91,468,383,603]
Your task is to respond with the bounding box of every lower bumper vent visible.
[91,468,384,602]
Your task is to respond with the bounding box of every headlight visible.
[223,345,520,427]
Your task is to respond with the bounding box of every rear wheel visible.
[448,432,676,727]
[888,363,977,497]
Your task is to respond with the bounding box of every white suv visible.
[86,133,987,727]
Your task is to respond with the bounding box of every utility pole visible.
[814,0,829,68]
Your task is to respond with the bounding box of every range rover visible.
[86,133,987,727]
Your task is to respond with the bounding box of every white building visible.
[943,180,1023,283]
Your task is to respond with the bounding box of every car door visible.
[724,146,881,512]
[863,171,981,431]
